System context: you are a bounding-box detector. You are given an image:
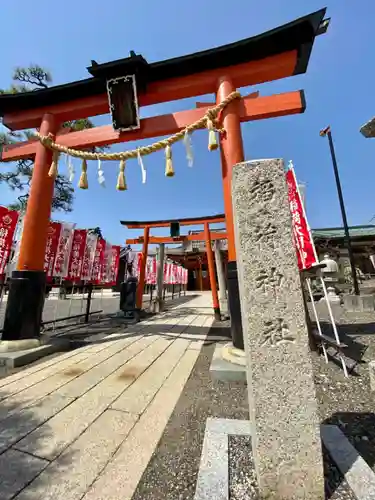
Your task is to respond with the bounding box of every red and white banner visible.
[0,207,19,276]
[44,222,62,280]
[81,233,98,281]
[178,266,183,285]
[53,222,75,278]
[91,238,106,284]
[151,258,156,285]
[164,262,171,284]
[286,167,317,270]
[106,245,121,285]
[145,257,156,285]
[67,229,87,281]
[101,242,113,284]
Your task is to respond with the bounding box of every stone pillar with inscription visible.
[232,159,324,500]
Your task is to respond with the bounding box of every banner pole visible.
[289,162,348,377]
[68,283,74,318]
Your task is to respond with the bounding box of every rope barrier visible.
[35,90,242,188]
[36,91,241,161]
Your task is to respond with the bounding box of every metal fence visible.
[0,281,187,333]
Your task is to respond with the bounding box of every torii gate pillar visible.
[2,113,58,345]
[218,76,245,349]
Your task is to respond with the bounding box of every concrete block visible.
[0,449,48,500]
[321,424,375,500]
[209,344,246,382]
[82,349,200,500]
[194,418,250,500]
[14,337,173,460]
[0,393,74,453]
[14,409,138,500]
[0,338,70,369]
[112,338,189,415]
[343,294,375,312]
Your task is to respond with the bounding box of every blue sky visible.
[1,0,374,249]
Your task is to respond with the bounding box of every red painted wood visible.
[2,91,305,162]
[2,51,297,131]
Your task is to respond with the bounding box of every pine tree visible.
[0,65,98,213]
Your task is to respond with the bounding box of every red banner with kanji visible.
[286,168,317,270]
[107,245,121,285]
[91,238,106,284]
[67,229,87,281]
[81,233,98,281]
[44,222,62,281]
[53,222,75,278]
[100,242,112,284]
[0,207,19,276]
[145,257,156,285]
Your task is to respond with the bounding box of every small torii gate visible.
[122,214,228,320]
[0,9,328,350]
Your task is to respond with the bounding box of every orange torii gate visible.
[122,214,227,320]
[0,9,328,350]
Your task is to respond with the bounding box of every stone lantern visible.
[320,253,340,304]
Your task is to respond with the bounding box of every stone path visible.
[0,293,215,500]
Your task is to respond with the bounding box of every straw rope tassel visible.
[66,154,75,182]
[116,159,127,191]
[48,151,60,178]
[207,119,218,151]
[165,145,174,177]
[78,159,88,189]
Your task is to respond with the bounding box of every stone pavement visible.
[0,292,215,500]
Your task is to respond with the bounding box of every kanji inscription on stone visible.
[260,318,296,346]
[248,178,275,204]
[255,267,284,293]
[253,220,277,247]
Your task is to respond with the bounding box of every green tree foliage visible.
[0,65,96,213]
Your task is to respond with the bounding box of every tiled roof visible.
[312,225,375,239]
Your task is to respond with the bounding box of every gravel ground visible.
[229,435,258,500]
[311,301,375,473]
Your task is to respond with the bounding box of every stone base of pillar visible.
[2,270,46,341]
[221,342,246,366]
[0,338,41,353]
[150,298,165,313]
[219,298,229,317]
[226,261,244,350]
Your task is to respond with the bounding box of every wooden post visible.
[155,243,165,312]
[198,261,203,291]
[217,76,245,349]
[136,226,149,309]
[2,113,59,342]
[204,223,221,321]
